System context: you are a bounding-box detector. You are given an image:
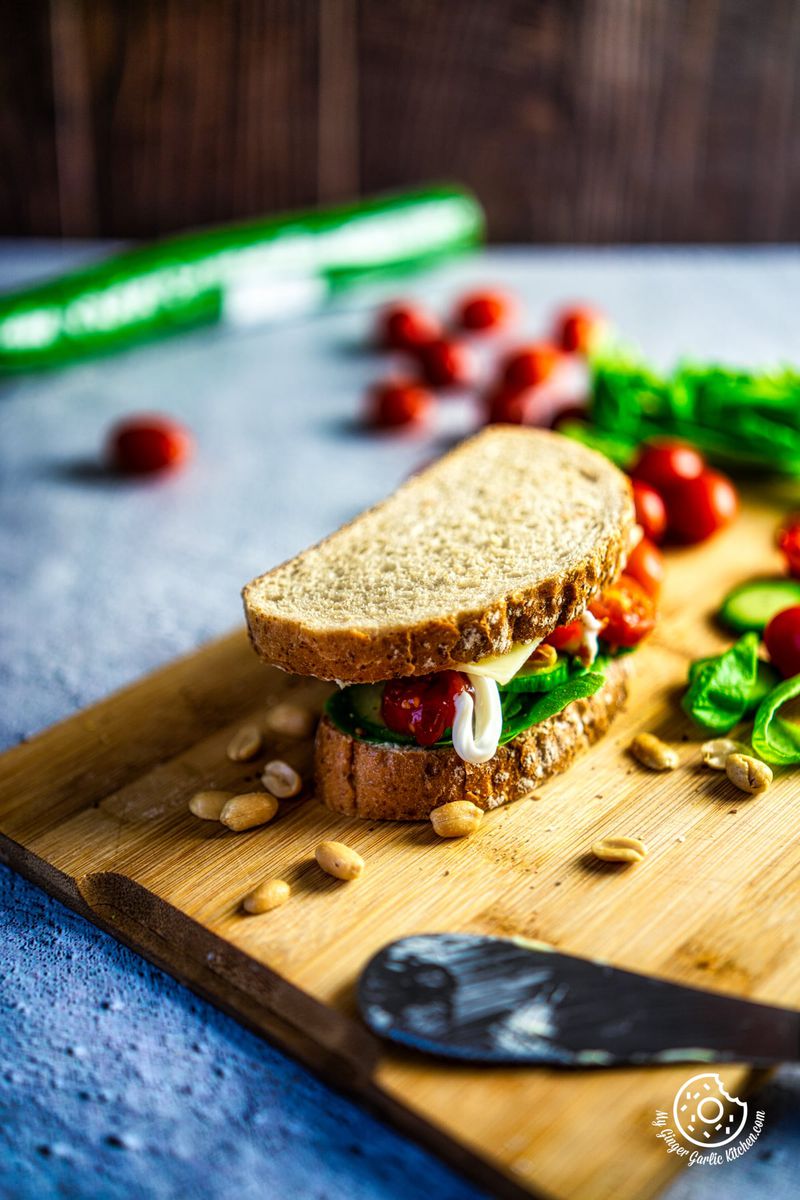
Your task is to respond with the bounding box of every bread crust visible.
[315,659,629,820]
[244,429,635,684]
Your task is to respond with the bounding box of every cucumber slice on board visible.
[502,655,570,693]
[719,579,800,634]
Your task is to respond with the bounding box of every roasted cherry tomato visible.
[367,379,433,429]
[553,305,607,355]
[107,414,193,475]
[381,671,469,746]
[414,337,476,389]
[502,342,561,391]
[765,606,800,678]
[589,575,656,648]
[455,289,515,333]
[631,479,667,544]
[778,518,800,579]
[544,620,585,654]
[630,441,704,492]
[665,469,738,544]
[625,536,664,598]
[376,302,440,351]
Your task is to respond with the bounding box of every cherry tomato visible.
[502,342,561,391]
[778,519,800,579]
[544,620,584,654]
[589,575,656,648]
[381,671,469,746]
[107,415,193,475]
[484,384,527,425]
[414,337,476,389]
[765,606,800,678]
[625,536,664,598]
[630,441,704,492]
[631,479,667,544]
[553,305,607,355]
[376,302,440,351]
[455,290,515,333]
[367,379,432,430]
[665,469,738,544]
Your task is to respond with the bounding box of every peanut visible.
[527,643,558,670]
[265,702,317,739]
[220,792,279,832]
[630,732,679,771]
[430,800,483,839]
[188,790,234,820]
[315,840,364,881]
[592,835,648,864]
[725,753,773,794]
[702,738,750,770]
[226,723,263,762]
[261,759,303,799]
[242,878,291,914]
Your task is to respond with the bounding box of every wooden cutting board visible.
[2,487,799,1200]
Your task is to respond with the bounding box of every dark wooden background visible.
[3,0,800,242]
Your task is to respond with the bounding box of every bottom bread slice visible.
[315,659,629,820]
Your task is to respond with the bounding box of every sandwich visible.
[243,427,652,820]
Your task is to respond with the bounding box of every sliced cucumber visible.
[503,654,570,693]
[718,579,800,634]
[349,683,387,730]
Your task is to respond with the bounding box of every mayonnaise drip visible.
[451,674,504,765]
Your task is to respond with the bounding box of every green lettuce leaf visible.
[752,676,800,764]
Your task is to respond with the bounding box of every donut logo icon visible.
[672,1073,748,1148]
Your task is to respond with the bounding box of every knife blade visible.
[358,934,800,1067]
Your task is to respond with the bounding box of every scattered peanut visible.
[242,878,291,914]
[315,840,364,881]
[188,790,234,820]
[527,643,558,670]
[702,738,750,770]
[261,759,303,799]
[220,792,279,832]
[725,753,773,795]
[226,723,263,762]
[265,702,317,739]
[592,835,648,864]
[630,732,679,771]
[430,800,484,839]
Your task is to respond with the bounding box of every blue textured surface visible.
[2,242,800,1199]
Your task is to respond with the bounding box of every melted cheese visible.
[451,675,504,765]
[455,640,541,687]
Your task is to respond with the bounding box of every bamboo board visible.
[2,489,800,1200]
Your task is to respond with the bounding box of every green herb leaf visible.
[752,676,800,764]
[681,633,775,734]
[578,354,800,477]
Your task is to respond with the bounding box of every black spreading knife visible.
[358,934,799,1067]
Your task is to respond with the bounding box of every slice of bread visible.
[244,428,634,684]
[315,659,629,820]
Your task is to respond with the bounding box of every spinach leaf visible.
[752,676,800,765]
[498,673,607,744]
[681,633,775,734]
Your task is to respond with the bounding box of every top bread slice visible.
[243,427,635,684]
